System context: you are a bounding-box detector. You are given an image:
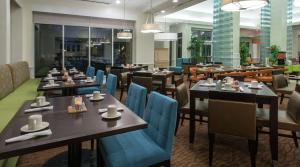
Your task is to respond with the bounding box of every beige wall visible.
[0,0,11,65]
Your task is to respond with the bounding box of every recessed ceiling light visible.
[161,10,166,13]
[172,0,178,3]
[116,0,121,4]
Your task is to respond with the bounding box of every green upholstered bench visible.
[0,62,40,167]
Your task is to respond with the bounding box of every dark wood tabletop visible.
[37,80,100,92]
[41,75,87,82]
[0,95,147,165]
[189,80,278,164]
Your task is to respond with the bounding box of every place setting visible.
[49,68,60,75]
[5,114,52,144]
[25,96,53,113]
[81,77,95,83]
[199,78,216,87]
[220,77,243,92]
[99,105,123,120]
[69,67,79,74]
[44,73,57,81]
[88,91,105,101]
[244,80,264,89]
[43,79,60,88]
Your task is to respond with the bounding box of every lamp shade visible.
[154,33,178,41]
[221,0,268,12]
[294,0,300,7]
[141,23,162,33]
[117,31,133,39]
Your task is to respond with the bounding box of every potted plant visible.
[240,42,249,65]
[187,37,204,64]
[269,45,280,65]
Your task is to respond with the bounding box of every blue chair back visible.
[96,70,104,91]
[106,74,117,96]
[125,83,147,118]
[86,66,95,77]
[176,58,183,67]
[144,92,178,157]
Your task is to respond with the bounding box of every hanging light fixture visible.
[221,0,269,12]
[154,17,177,41]
[294,0,300,7]
[117,0,133,39]
[141,0,162,33]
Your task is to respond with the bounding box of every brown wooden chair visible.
[256,91,300,147]
[296,84,300,93]
[208,91,257,167]
[175,82,208,135]
[189,67,206,87]
[132,76,152,94]
[272,74,295,104]
[256,70,273,83]
[244,71,258,82]
[165,77,184,98]
[217,72,245,82]
[120,72,129,101]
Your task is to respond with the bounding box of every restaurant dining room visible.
[1,0,300,166]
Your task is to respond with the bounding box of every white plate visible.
[221,88,236,91]
[30,101,50,108]
[20,122,49,133]
[89,96,104,101]
[248,85,263,89]
[101,112,121,119]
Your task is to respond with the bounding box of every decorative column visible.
[212,0,240,66]
[0,0,11,65]
[287,0,293,59]
[259,3,271,64]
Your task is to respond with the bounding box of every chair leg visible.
[209,133,215,167]
[256,127,259,154]
[96,140,104,167]
[200,115,203,124]
[280,94,284,104]
[90,139,94,150]
[248,140,257,167]
[292,131,299,148]
[172,92,175,98]
[164,160,170,167]
[120,88,124,101]
[180,113,185,126]
[175,112,180,136]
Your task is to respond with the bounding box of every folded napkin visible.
[239,87,244,92]
[98,108,123,113]
[5,129,52,144]
[86,94,106,98]
[43,84,60,88]
[24,106,53,113]
[199,83,216,87]
[45,77,57,80]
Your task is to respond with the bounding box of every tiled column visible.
[212,0,240,66]
[259,3,271,64]
[287,0,293,59]
[0,0,11,65]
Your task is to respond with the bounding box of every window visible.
[191,28,212,63]
[113,29,133,66]
[64,26,89,72]
[34,24,63,77]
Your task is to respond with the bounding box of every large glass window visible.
[34,24,63,77]
[191,28,212,63]
[90,28,112,69]
[64,26,89,71]
[113,29,133,66]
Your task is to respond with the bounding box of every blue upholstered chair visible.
[125,83,147,118]
[86,66,95,77]
[98,92,178,167]
[77,70,104,95]
[106,74,117,96]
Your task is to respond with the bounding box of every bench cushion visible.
[0,65,14,100]
[100,130,169,167]
[8,61,30,89]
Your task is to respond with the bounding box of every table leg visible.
[162,78,167,95]
[68,142,82,167]
[189,93,196,143]
[269,97,278,163]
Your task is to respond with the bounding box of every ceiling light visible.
[172,0,178,3]
[221,0,268,12]
[294,0,300,7]
[161,10,166,13]
[141,0,162,33]
[118,0,132,39]
[116,0,121,4]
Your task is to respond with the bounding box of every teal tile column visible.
[260,3,271,64]
[287,0,293,59]
[212,0,240,66]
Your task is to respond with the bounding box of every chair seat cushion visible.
[276,83,296,94]
[256,108,299,131]
[182,100,208,116]
[77,87,100,95]
[99,130,169,167]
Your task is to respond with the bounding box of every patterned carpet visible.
[16,83,300,167]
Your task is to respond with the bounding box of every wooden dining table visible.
[0,95,147,167]
[127,70,175,94]
[189,80,278,164]
[37,80,100,96]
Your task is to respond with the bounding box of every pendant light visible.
[294,0,300,7]
[154,17,177,41]
[117,0,133,39]
[221,0,269,12]
[141,0,162,33]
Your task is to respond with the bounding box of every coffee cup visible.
[36,96,46,106]
[49,80,55,85]
[93,91,101,99]
[207,78,213,84]
[251,80,258,87]
[80,72,84,76]
[225,83,232,89]
[107,105,117,117]
[47,74,52,78]
[52,68,57,72]
[87,77,92,81]
[28,114,43,130]
[226,77,234,84]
